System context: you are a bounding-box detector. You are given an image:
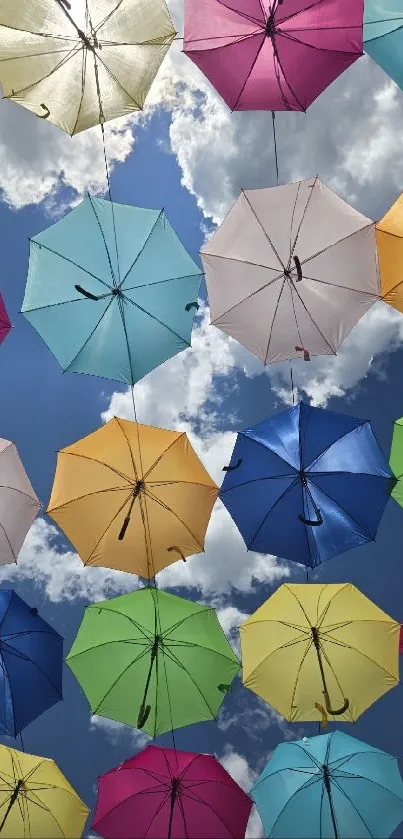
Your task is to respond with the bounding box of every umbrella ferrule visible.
[310,626,320,649]
[133,480,144,499]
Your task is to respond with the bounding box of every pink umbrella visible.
[183,0,364,112]
[0,294,11,346]
[92,745,253,839]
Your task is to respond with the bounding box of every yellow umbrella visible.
[47,417,219,578]
[0,744,89,837]
[240,583,399,724]
[376,191,403,313]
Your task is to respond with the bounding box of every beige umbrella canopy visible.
[202,177,381,365]
[0,438,40,566]
[0,0,176,134]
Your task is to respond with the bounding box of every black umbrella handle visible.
[311,628,349,718]
[299,477,323,526]
[75,284,102,301]
[185,302,199,312]
[293,255,303,281]
[0,781,23,834]
[168,546,186,562]
[39,103,50,119]
[298,510,323,527]
[223,458,242,472]
[323,690,350,716]
[137,640,158,730]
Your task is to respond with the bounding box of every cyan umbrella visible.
[0,590,63,737]
[220,402,393,568]
[251,731,403,838]
[364,3,403,91]
[22,197,203,384]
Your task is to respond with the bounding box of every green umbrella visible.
[66,587,240,738]
[390,417,403,506]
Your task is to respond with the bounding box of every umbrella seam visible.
[305,475,380,541]
[3,40,84,98]
[264,277,287,364]
[123,294,192,347]
[143,487,204,551]
[246,477,299,549]
[288,280,337,354]
[242,190,285,270]
[84,492,136,566]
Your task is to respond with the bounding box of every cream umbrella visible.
[0,438,40,566]
[0,0,176,134]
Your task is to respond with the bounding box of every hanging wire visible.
[290,360,296,406]
[271,111,279,185]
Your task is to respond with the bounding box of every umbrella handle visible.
[223,458,242,472]
[168,546,186,562]
[58,0,72,8]
[185,302,199,312]
[295,345,311,361]
[293,255,302,281]
[75,284,102,301]
[39,104,50,119]
[298,510,323,527]
[323,690,350,716]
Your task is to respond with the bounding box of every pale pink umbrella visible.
[0,294,11,347]
[201,177,380,365]
[0,439,41,565]
[183,0,364,112]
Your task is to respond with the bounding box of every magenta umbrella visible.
[92,745,253,839]
[0,294,11,346]
[183,0,364,112]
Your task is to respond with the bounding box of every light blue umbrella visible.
[22,197,203,384]
[364,3,403,90]
[251,731,403,839]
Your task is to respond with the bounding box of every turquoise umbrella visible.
[251,731,403,838]
[22,197,203,384]
[364,3,403,90]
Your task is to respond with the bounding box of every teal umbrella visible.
[251,731,403,838]
[22,197,203,384]
[364,3,403,91]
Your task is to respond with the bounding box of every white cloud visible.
[219,747,263,839]
[89,715,149,749]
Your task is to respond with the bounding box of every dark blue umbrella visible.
[220,403,394,568]
[0,590,63,736]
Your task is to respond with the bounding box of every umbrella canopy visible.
[201,178,379,365]
[0,437,40,566]
[376,190,403,313]
[0,295,11,347]
[0,591,63,737]
[66,587,240,736]
[47,417,219,577]
[0,744,89,837]
[389,416,403,505]
[22,197,203,385]
[364,3,403,92]
[240,583,399,724]
[184,0,363,112]
[0,0,176,135]
[251,730,403,839]
[400,625,403,654]
[92,745,253,838]
[220,402,392,567]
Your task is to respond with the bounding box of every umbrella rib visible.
[0,520,17,563]
[84,493,135,567]
[71,39,87,136]
[1,645,63,699]
[163,637,239,665]
[162,647,218,719]
[365,20,403,44]
[221,475,297,494]
[57,451,132,484]
[242,190,285,270]
[285,584,314,626]
[180,786,236,834]
[246,477,299,549]
[142,434,185,483]
[278,27,363,56]
[210,275,284,325]
[91,650,152,714]
[0,23,77,40]
[305,476,375,541]
[232,34,265,111]
[304,425,367,473]
[330,777,375,838]
[143,487,204,551]
[299,224,375,270]
[148,479,218,488]
[333,770,403,804]
[117,210,164,289]
[68,640,151,660]
[88,194,117,287]
[320,635,399,682]
[124,272,203,292]
[214,1,264,27]
[201,252,284,273]
[289,176,318,264]
[185,31,263,53]
[290,281,336,355]
[19,788,68,837]
[290,281,304,349]
[123,290,191,348]
[64,298,114,372]
[295,273,379,297]
[264,277,287,364]
[92,46,142,110]
[241,430,299,472]
[288,638,312,718]
[317,642,355,722]
[28,239,112,290]
[88,604,154,642]
[4,40,84,98]
[47,485,131,513]
[0,48,76,64]
[271,30,306,111]
[144,790,173,837]
[115,417,139,483]
[316,585,351,630]
[0,485,39,503]
[256,775,322,832]
[278,0,326,25]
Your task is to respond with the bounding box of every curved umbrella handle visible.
[223,458,242,472]
[168,546,186,562]
[295,345,311,362]
[298,510,323,527]
[293,255,303,281]
[58,0,72,8]
[39,104,50,119]
[185,302,199,312]
[323,690,350,716]
[75,284,101,301]
[118,514,130,541]
[137,703,151,729]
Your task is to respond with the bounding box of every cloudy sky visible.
[2,1,403,837]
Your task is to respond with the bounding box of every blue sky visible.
[2,7,403,836]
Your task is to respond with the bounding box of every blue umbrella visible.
[220,402,393,568]
[251,731,403,838]
[364,3,403,90]
[22,197,203,384]
[0,590,63,736]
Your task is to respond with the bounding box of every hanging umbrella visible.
[400,625,403,654]
[92,745,253,838]
[201,178,380,365]
[240,582,399,724]
[47,417,219,577]
[364,3,403,92]
[220,402,392,567]
[184,0,364,112]
[0,295,11,348]
[0,437,40,566]
[0,0,176,135]
[22,197,203,385]
[389,416,403,505]
[376,190,403,313]
[250,730,403,839]
[0,743,89,837]
[66,587,240,736]
[0,590,63,737]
